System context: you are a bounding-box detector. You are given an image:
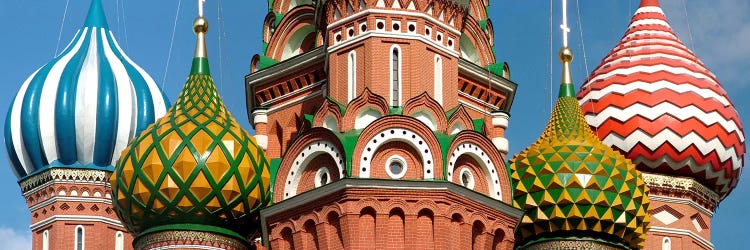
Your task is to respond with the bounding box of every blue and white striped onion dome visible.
[4,0,169,180]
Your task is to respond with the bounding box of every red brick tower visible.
[246,1,521,249]
[578,0,745,249]
[5,0,169,249]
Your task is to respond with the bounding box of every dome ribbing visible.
[577,0,745,198]
[4,0,169,179]
[510,48,650,249]
[111,16,271,240]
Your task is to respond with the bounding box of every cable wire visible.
[54,0,71,56]
[162,0,183,89]
[218,0,225,94]
[682,0,697,53]
[548,0,554,113]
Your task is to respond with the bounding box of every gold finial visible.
[193,17,208,58]
[559,47,573,63]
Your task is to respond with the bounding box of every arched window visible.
[434,55,443,105]
[115,231,124,250]
[348,51,357,102]
[74,225,84,250]
[662,237,671,250]
[42,230,49,250]
[390,45,402,106]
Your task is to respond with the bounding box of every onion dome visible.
[509,48,650,249]
[577,0,745,198]
[111,16,271,240]
[4,0,169,180]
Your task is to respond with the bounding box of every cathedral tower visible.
[246,0,521,249]
[578,0,745,249]
[110,5,272,250]
[4,0,169,249]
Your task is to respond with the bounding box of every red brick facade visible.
[21,169,133,250]
[247,1,520,250]
[641,173,718,250]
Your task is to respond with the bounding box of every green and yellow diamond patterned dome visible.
[509,48,650,250]
[111,17,271,240]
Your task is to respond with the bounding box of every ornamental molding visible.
[641,173,719,210]
[136,230,247,250]
[523,240,625,250]
[20,168,110,192]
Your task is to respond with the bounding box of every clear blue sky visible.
[0,0,747,248]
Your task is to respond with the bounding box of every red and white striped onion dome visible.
[578,0,745,198]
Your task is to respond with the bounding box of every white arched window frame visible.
[662,237,671,250]
[390,45,403,106]
[42,230,49,250]
[434,55,443,105]
[115,231,125,250]
[348,50,357,102]
[74,225,84,250]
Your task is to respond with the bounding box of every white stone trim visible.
[648,195,714,217]
[254,135,269,150]
[347,50,357,102]
[284,141,345,199]
[491,112,509,128]
[459,168,475,190]
[43,230,49,250]
[29,196,113,212]
[492,137,509,153]
[457,99,490,116]
[434,55,443,105]
[260,79,324,107]
[385,155,408,179]
[315,167,331,188]
[115,231,125,250]
[649,226,713,250]
[359,128,434,179]
[328,9,460,35]
[327,31,459,57]
[30,215,124,231]
[266,90,324,114]
[252,109,268,124]
[447,142,502,200]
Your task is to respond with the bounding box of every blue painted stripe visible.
[19,30,86,170]
[5,103,26,178]
[92,31,118,166]
[104,32,155,135]
[54,31,93,165]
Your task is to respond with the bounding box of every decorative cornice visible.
[649,226,714,250]
[30,215,124,231]
[521,239,626,250]
[642,172,719,210]
[20,168,110,192]
[136,230,248,250]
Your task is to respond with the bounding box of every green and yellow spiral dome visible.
[111,17,271,240]
[509,48,650,249]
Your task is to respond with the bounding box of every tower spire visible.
[84,0,109,28]
[640,0,661,7]
[558,0,575,97]
[191,0,210,74]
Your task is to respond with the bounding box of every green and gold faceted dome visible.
[509,48,650,250]
[111,17,271,239]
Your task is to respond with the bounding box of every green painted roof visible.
[508,48,650,249]
[111,16,272,239]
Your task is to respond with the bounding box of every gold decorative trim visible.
[20,168,110,192]
[642,173,719,209]
[523,240,625,250]
[135,230,247,250]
